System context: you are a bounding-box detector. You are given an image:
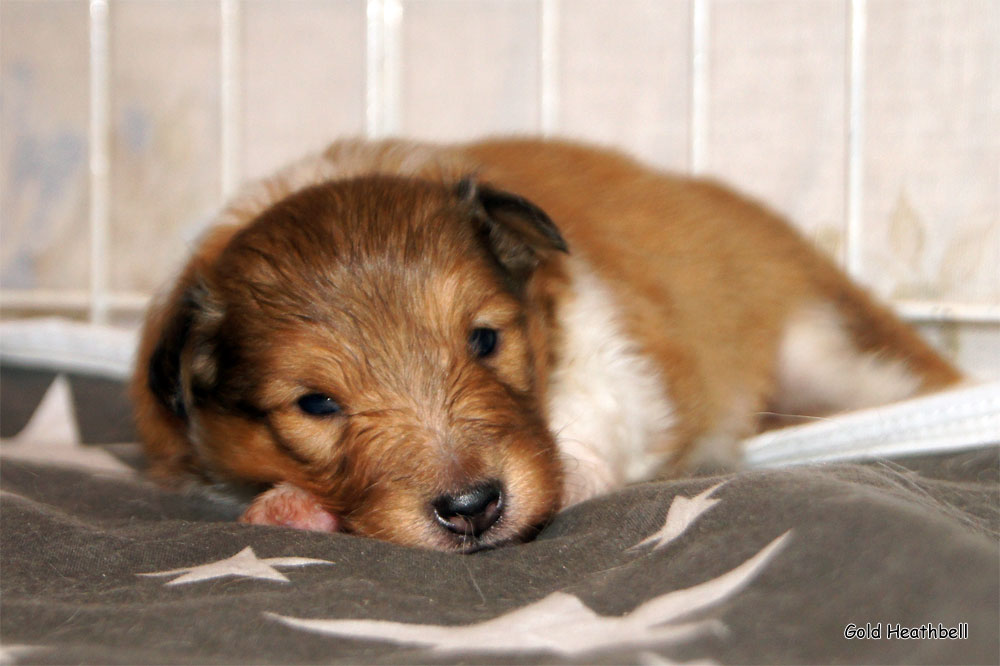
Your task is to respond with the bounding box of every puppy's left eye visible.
[296,393,342,417]
[468,327,499,358]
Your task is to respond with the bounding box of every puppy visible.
[132,138,961,551]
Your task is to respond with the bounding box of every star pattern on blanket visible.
[631,481,726,551]
[138,546,335,585]
[638,650,717,666]
[0,375,132,475]
[269,531,790,657]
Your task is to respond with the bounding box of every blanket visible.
[1,366,997,665]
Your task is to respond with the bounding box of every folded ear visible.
[140,225,240,423]
[145,276,218,420]
[457,177,568,281]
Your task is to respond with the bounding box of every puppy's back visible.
[463,139,960,465]
[134,136,961,490]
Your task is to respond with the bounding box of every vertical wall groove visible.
[845,0,867,276]
[220,0,242,198]
[539,0,559,135]
[366,0,402,138]
[88,0,111,324]
[689,0,710,174]
[365,0,382,138]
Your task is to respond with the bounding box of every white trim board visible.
[744,380,1000,467]
[0,318,136,380]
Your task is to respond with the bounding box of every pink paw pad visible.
[239,483,341,532]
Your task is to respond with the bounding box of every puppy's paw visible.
[240,483,340,532]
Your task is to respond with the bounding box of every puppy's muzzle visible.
[431,479,504,538]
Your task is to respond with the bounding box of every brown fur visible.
[462,139,960,460]
[134,175,565,550]
[132,138,961,551]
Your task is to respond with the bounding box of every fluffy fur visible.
[132,138,961,551]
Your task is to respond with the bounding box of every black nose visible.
[432,480,504,537]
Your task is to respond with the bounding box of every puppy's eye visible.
[296,393,341,417]
[468,327,499,358]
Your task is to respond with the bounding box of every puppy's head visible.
[142,176,568,551]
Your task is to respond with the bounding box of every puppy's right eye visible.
[296,393,341,417]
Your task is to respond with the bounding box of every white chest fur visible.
[545,260,677,507]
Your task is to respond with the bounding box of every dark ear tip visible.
[146,278,213,421]
[148,345,187,420]
[550,232,570,254]
[467,182,569,255]
[537,224,569,254]
[455,176,478,203]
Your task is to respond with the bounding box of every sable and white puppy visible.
[132,138,961,551]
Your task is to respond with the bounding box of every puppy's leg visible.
[769,299,962,422]
[240,483,341,532]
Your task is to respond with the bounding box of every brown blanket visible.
[2,367,997,664]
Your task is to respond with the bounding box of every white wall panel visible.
[0,0,996,377]
[707,0,848,254]
[400,0,541,140]
[242,0,366,181]
[557,0,691,170]
[862,0,999,305]
[1,1,90,291]
[108,0,222,293]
